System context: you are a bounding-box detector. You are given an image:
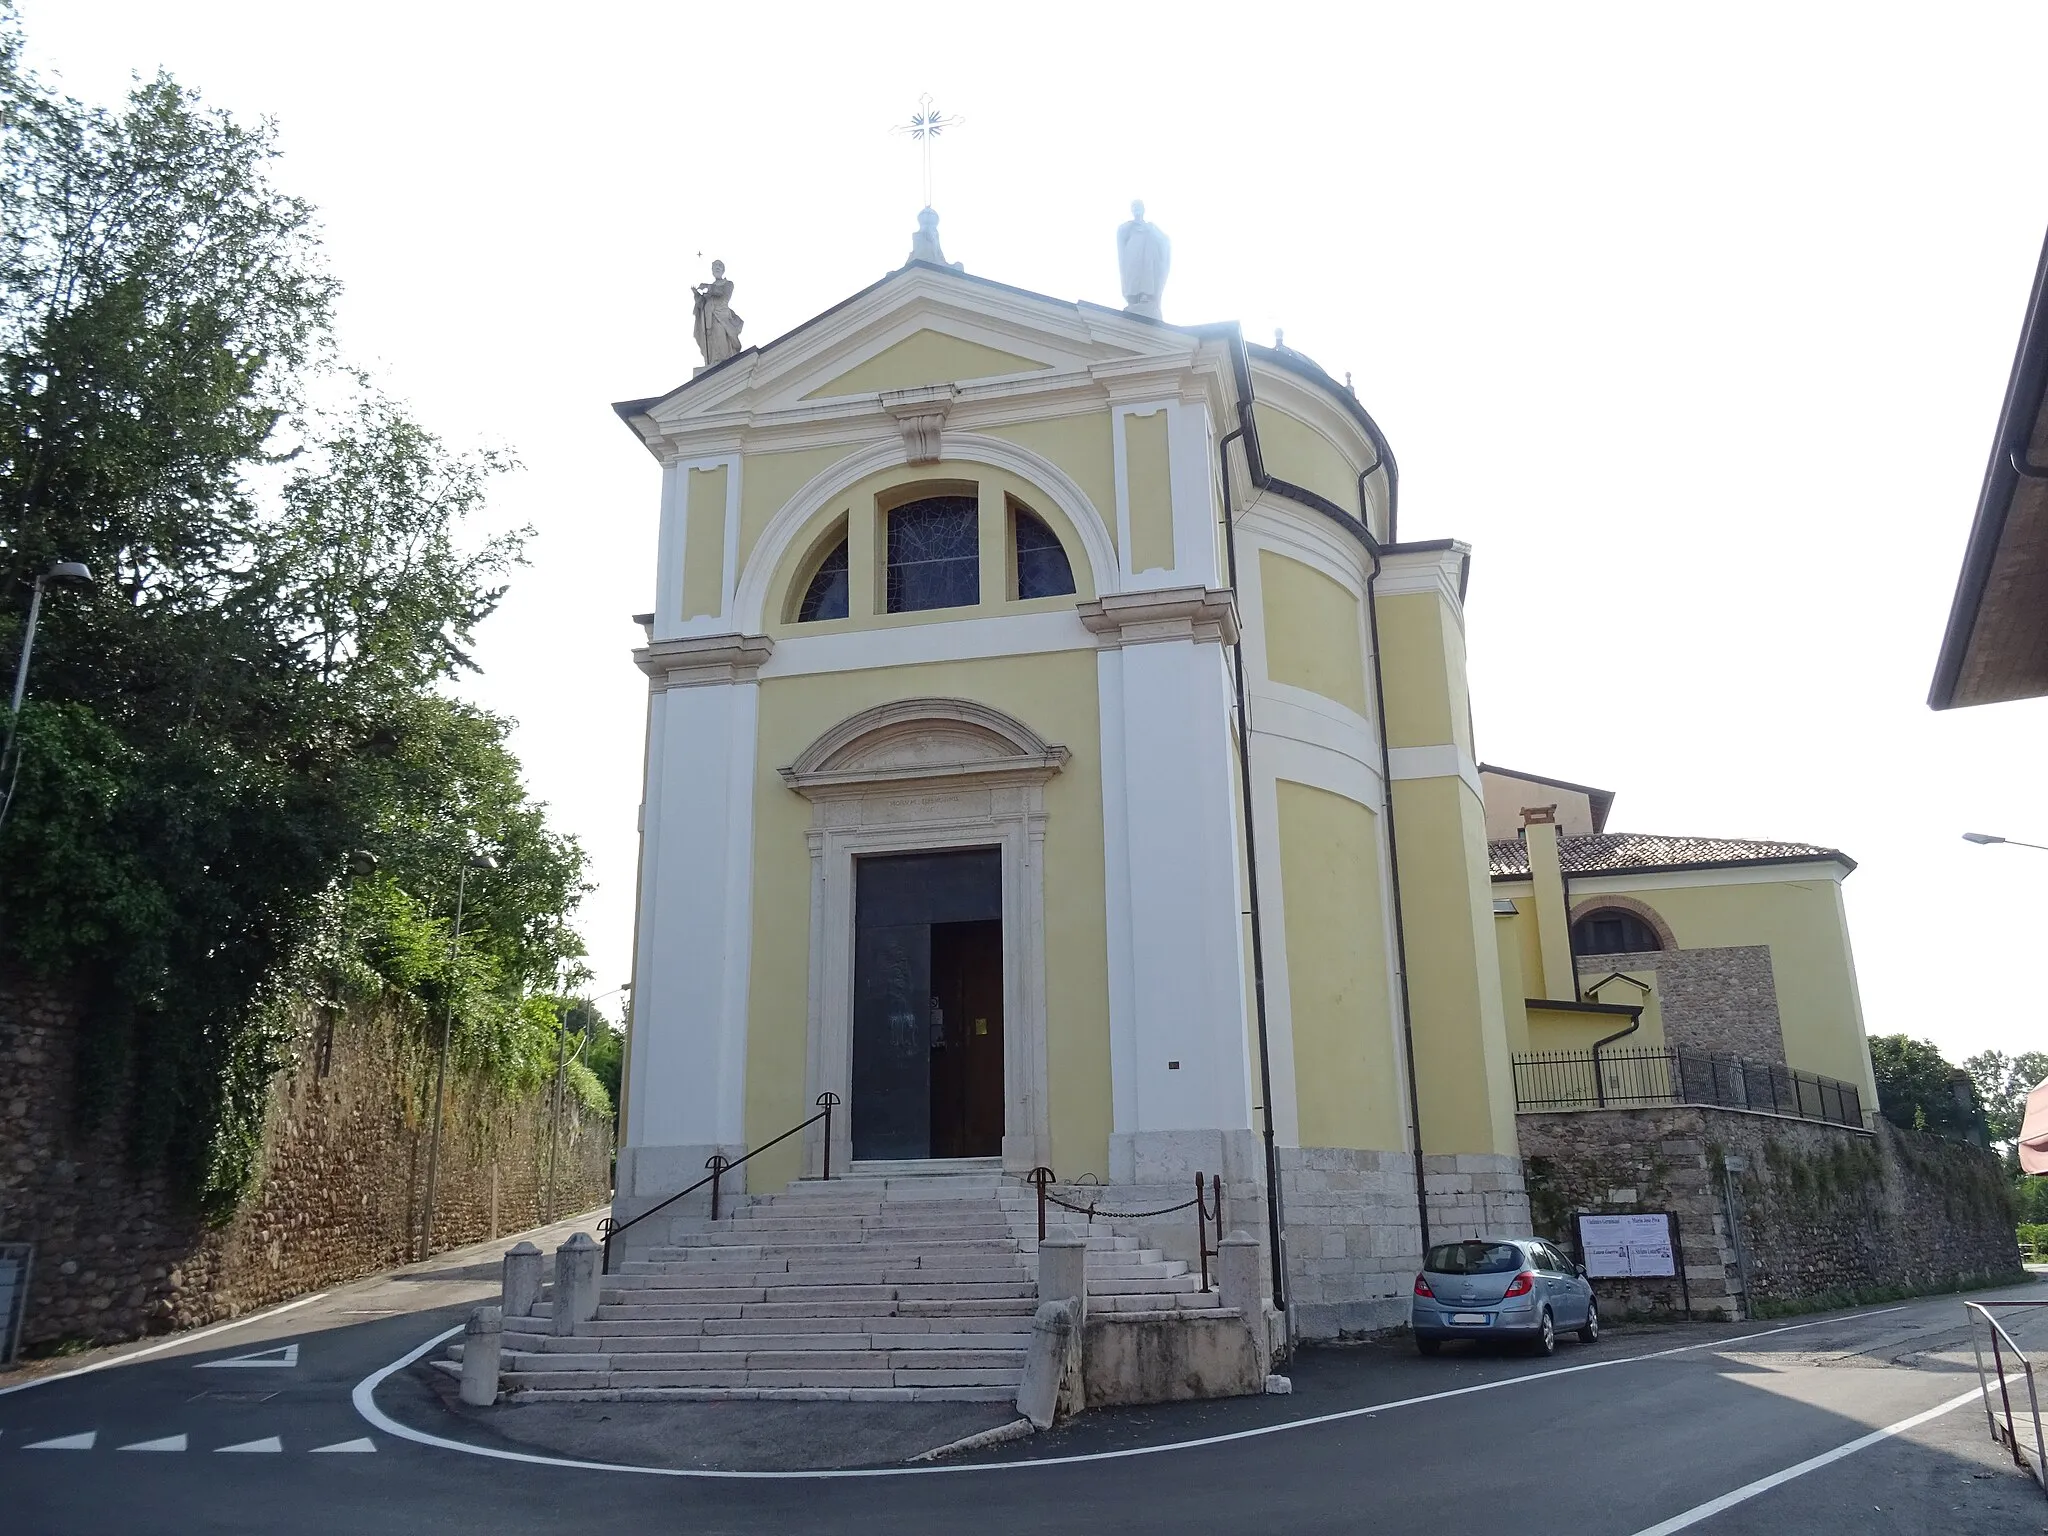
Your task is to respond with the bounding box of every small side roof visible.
[1488,831,1855,880]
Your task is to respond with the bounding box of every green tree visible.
[0,11,589,1214]
[1963,1050,2048,1145]
[1867,1035,1985,1141]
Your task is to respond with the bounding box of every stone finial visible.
[1117,199,1170,320]
[501,1241,543,1319]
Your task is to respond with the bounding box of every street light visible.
[417,850,499,1261]
[0,559,94,833]
[1963,832,2048,851]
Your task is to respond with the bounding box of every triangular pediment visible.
[615,263,1220,447]
[800,328,1050,399]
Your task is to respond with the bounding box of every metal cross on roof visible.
[893,93,965,210]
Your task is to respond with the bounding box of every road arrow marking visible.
[119,1435,188,1451]
[309,1438,377,1453]
[196,1343,298,1370]
[215,1436,283,1453]
[25,1431,96,1449]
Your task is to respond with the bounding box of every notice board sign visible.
[1576,1212,1677,1278]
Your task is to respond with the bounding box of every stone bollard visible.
[501,1241,542,1320]
[1217,1230,1269,1364]
[551,1231,601,1337]
[460,1305,503,1406]
[1015,1298,1082,1430]
[1036,1235,1088,1326]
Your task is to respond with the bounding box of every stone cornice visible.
[634,633,774,690]
[1076,586,1240,649]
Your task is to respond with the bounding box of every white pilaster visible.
[619,634,771,1217]
[1084,588,1257,1184]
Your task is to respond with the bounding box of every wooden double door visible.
[850,848,1005,1161]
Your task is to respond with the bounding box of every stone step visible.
[510,1330,1033,1355]
[512,1385,1017,1404]
[610,1266,1028,1289]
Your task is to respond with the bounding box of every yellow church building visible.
[609,216,1881,1340]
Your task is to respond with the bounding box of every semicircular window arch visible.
[1013,502,1075,600]
[795,530,850,622]
[1570,908,1663,956]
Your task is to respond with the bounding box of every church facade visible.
[611,242,1878,1338]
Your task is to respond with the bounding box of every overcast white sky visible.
[24,2,2048,1059]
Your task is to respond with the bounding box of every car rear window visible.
[1424,1241,1524,1275]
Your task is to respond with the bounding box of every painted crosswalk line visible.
[309,1438,377,1453]
[120,1435,188,1451]
[215,1436,283,1453]
[25,1431,96,1449]
[195,1343,299,1370]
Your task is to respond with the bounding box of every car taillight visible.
[1503,1270,1535,1298]
[1414,1273,1434,1297]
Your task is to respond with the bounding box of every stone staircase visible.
[463,1165,1227,1403]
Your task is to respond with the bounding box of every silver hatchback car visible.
[1411,1237,1600,1356]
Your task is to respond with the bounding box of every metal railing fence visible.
[1966,1300,2047,1498]
[1511,1046,1864,1129]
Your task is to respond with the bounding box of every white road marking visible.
[216,1436,283,1453]
[195,1343,298,1370]
[0,1293,328,1398]
[25,1431,96,1450]
[1625,1382,1990,1534]
[120,1435,188,1451]
[310,1438,377,1453]
[352,1306,1912,1480]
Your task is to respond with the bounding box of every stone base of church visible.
[1421,1152,1533,1245]
[610,1141,749,1257]
[1108,1127,1266,1186]
[1277,1146,1426,1341]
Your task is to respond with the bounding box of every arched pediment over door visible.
[779,697,1065,1174]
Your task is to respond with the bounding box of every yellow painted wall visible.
[759,457,1097,638]
[737,444,857,575]
[1496,904,1530,1053]
[1124,409,1175,574]
[1253,401,1363,520]
[1276,781,1404,1150]
[984,413,1118,554]
[1571,875,1877,1108]
[1375,592,1474,757]
[802,329,1051,399]
[1523,999,1664,1054]
[741,649,1113,1189]
[1260,550,1369,716]
[680,465,728,620]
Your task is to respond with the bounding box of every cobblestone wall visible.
[1518,1105,2020,1321]
[1577,945,1785,1063]
[0,970,612,1350]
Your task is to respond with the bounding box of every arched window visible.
[887,495,979,613]
[796,535,849,622]
[1013,504,1075,599]
[1571,908,1663,956]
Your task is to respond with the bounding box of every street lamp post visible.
[1963,832,2048,852]
[417,850,499,1262]
[1,559,94,833]
[543,981,626,1222]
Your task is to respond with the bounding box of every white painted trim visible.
[1248,756,1301,1147]
[730,432,1120,632]
[1386,743,1484,800]
[1375,545,1469,613]
[1549,860,1851,895]
[660,453,745,641]
[1097,649,1138,1132]
[1259,733,1383,808]
[784,701,1059,1174]
[652,463,682,641]
[1249,687,1381,774]
[759,609,1095,679]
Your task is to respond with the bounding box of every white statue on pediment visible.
[692,260,743,368]
[1117,200,1170,321]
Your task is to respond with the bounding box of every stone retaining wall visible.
[1517,1105,2019,1320]
[0,970,612,1350]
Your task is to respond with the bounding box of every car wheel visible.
[1530,1309,1556,1357]
[1416,1336,1441,1356]
[1578,1300,1600,1344]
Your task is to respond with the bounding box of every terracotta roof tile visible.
[1488,832,1854,879]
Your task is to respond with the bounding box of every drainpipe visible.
[1216,420,1290,1322]
[1361,538,1430,1254]
[1587,1005,1643,1108]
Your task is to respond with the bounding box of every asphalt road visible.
[3,1223,2043,1536]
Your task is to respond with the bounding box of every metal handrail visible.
[1021,1166,1218,1287]
[1965,1299,2048,1497]
[599,1093,839,1274]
